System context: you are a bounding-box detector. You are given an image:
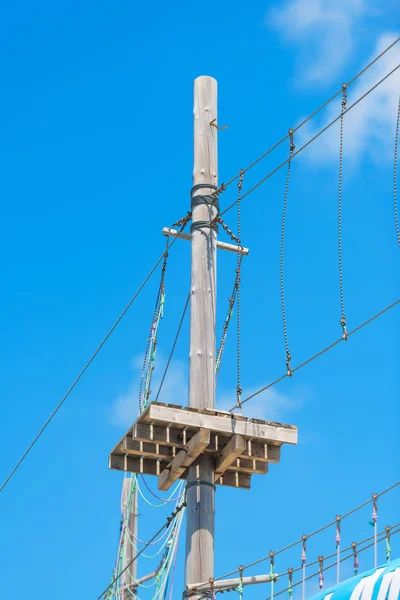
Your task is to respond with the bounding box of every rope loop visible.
[318,556,324,590]
[386,525,392,562]
[352,541,359,575]
[301,535,307,564]
[238,565,244,599]
[288,568,293,600]
[336,515,341,546]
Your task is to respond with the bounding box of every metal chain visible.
[215,216,241,246]
[172,212,192,229]
[138,213,191,412]
[280,129,295,376]
[338,84,348,339]
[394,93,400,246]
[138,240,169,412]
[236,170,244,409]
[215,270,239,376]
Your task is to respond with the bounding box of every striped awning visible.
[308,559,400,600]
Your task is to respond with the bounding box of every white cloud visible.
[268,0,372,85]
[110,356,304,426]
[267,0,400,162]
[110,356,188,426]
[217,384,306,422]
[297,33,400,163]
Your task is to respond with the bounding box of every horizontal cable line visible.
[288,522,399,576]
[263,526,400,600]
[229,299,400,411]
[155,291,190,403]
[0,223,188,494]
[220,64,400,218]
[213,524,400,595]
[219,36,400,191]
[212,481,399,583]
[97,502,186,600]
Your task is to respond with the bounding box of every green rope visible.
[238,567,244,600]
[386,536,392,562]
[269,562,275,600]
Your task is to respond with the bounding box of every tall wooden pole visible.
[185,76,218,598]
[122,478,138,599]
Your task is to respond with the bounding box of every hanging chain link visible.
[215,277,239,376]
[138,239,169,413]
[394,93,400,247]
[138,214,191,412]
[214,197,244,387]
[352,542,359,575]
[338,84,348,339]
[280,129,295,376]
[385,525,392,562]
[238,565,244,600]
[236,170,244,409]
[288,568,293,600]
[318,556,324,590]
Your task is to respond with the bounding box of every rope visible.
[0,217,190,494]
[269,552,277,600]
[229,298,400,411]
[338,84,348,339]
[287,568,293,600]
[209,482,399,584]
[386,525,392,562]
[154,292,190,403]
[236,170,244,409]
[215,269,240,376]
[139,476,186,505]
[98,501,186,599]
[352,541,359,575]
[139,239,169,413]
[261,527,400,600]
[215,37,400,193]
[219,64,400,219]
[280,130,295,376]
[394,93,400,246]
[371,493,378,568]
[336,515,341,584]
[301,536,306,600]
[211,524,400,597]
[318,556,324,590]
[238,566,244,600]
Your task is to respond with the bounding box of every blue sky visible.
[0,1,399,599]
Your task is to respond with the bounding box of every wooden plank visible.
[158,428,211,491]
[133,422,186,446]
[143,403,298,445]
[123,437,176,461]
[109,453,169,476]
[229,458,269,475]
[246,440,281,463]
[109,454,125,470]
[130,425,282,462]
[215,435,245,481]
[218,471,251,489]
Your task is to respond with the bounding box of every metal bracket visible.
[210,118,228,131]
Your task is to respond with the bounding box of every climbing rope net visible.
[196,481,400,599]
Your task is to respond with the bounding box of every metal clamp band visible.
[186,479,217,491]
[190,220,218,234]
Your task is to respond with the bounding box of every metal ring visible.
[190,220,218,234]
[186,480,217,491]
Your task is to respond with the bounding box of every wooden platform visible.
[109,402,298,490]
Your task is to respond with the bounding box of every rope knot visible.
[288,129,295,154]
[340,316,348,340]
[286,351,293,377]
